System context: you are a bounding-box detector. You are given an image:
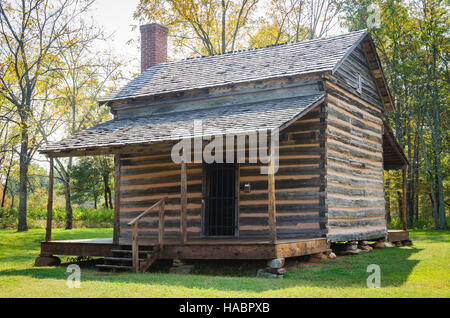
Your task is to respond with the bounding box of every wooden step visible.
[111,249,155,255]
[104,257,145,262]
[96,264,132,271]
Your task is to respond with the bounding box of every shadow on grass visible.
[0,246,421,292]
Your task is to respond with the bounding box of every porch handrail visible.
[128,197,166,272]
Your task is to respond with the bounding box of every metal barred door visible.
[204,163,236,236]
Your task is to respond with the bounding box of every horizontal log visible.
[119,218,201,229]
[239,203,324,214]
[239,228,325,238]
[240,166,323,177]
[240,215,325,227]
[326,185,384,197]
[327,208,385,218]
[327,227,387,242]
[327,164,382,179]
[121,184,202,199]
[120,197,201,209]
[327,152,381,171]
[327,107,381,135]
[328,217,386,228]
[240,178,324,191]
[325,80,384,114]
[240,191,324,201]
[120,208,202,219]
[120,172,202,186]
[326,197,385,208]
[328,140,382,162]
[327,129,382,153]
[327,116,382,144]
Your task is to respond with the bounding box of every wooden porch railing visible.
[127,197,166,273]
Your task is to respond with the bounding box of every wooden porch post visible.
[45,157,54,242]
[113,154,121,245]
[268,143,277,244]
[402,168,407,231]
[180,160,188,244]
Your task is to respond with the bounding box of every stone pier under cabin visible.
[36,25,409,272]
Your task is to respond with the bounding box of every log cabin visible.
[36,24,409,272]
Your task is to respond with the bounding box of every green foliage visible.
[0,207,113,229]
[341,0,449,230]
[388,216,450,230]
[70,157,113,209]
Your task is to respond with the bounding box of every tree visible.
[340,0,449,229]
[0,0,95,231]
[71,157,104,209]
[134,0,260,56]
[35,20,124,229]
[249,0,342,48]
[96,156,114,209]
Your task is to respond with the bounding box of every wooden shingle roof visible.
[100,30,368,104]
[42,93,325,157]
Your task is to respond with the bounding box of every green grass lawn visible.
[0,228,449,297]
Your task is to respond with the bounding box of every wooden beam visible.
[45,157,54,242]
[159,199,165,248]
[180,160,188,244]
[402,168,407,231]
[268,144,277,244]
[113,155,121,244]
[131,222,139,272]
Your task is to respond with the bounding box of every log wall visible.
[117,105,327,243]
[118,153,203,243]
[239,106,327,239]
[324,81,387,242]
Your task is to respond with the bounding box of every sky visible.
[87,1,345,73]
[90,0,141,73]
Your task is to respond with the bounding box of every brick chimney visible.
[140,23,168,72]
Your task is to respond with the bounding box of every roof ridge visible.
[160,29,368,65]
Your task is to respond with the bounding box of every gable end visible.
[332,33,394,112]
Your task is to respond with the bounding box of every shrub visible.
[0,207,113,229]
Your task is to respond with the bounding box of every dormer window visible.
[357,72,362,94]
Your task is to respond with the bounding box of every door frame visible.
[201,162,240,238]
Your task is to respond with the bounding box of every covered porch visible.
[382,121,410,243]
[37,94,330,271]
[39,236,329,260]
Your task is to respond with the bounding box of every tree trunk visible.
[221,0,227,54]
[385,178,391,223]
[103,187,108,209]
[64,180,73,229]
[108,187,113,210]
[430,23,446,230]
[415,193,419,220]
[18,121,29,232]
[435,156,446,229]
[1,160,11,208]
[397,191,403,227]
[102,174,112,209]
[406,122,414,227]
[417,120,439,229]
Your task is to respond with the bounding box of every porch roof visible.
[40,93,325,157]
[383,121,409,170]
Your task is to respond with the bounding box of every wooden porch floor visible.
[40,237,329,260]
